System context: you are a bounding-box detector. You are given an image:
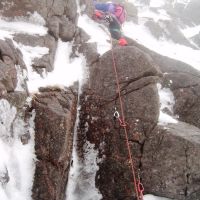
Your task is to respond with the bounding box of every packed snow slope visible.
[125,0,200,71]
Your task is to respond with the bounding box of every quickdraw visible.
[113,108,120,119]
[113,107,127,127]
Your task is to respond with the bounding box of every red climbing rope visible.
[110,37,144,200]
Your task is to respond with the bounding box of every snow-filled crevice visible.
[184,146,190,197]
[15,65,27,92]
[144,194,172,200]
[0,99,36,200]
[65,87,102,200]
[65,1,111,198]
[157,84,178,125]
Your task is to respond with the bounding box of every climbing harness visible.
[110,35,144,200]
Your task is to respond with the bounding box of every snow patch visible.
[15,65,26,92]
[13,42,49,92]
[66,110,102,200]
[144,194,171,200]
[0,29,13,40]
[157,84,178,125]
[181,25,200,38]
[172,0,191,8]
[0,100,17,140]
[0,13,46,39]
[19,40,87,93]
[0,19,47,37]
[138,8,171,22]
[78,14,111,55]
[159,87,174,113]
[150,0,165,8]
[159,112,178,125]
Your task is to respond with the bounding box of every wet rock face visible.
[0,60,16,93]
[162,72,200,129]
[0,0,78,46]
[142,122,200,200]
[79,0,95,17]
[124,36,200,199]
[191,33,200,48]
[134,43,200,199]
[144,20,195,48]
[0,1,79,199]
[0,0,77,21]
[47,16,76,42]
[31,87,77,200]
[78,46,161,199]
[157,56,200,129]
[126,36,200,130]
[0,39,26,95]
[77,91,140,199]
[0,0,31,17]
[73,27,99,66]
[14,34,57,73]
[89,46,161,133]
[173,86,200,128]
[178,0,200,25]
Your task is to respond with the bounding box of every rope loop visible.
[137,181,144,194]
[137,181,144,200]
[118,117,128,127]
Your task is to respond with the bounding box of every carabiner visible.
[113,110,120,119]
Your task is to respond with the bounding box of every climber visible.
[93,1,128,46]
[93,1,126,25]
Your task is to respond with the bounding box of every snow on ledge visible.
[181,25,200,38]
[0,18,47,38]
[14,40,87,93]
[144,194,172,200]
[78,14,111,55]
[157,84,178,125]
